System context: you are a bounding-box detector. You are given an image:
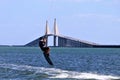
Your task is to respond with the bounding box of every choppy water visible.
[0,47,120,80]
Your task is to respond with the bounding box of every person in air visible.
[39,36,50,56]
[39,36,53,65]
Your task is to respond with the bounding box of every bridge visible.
[25,19,120,48]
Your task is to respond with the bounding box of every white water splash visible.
[52,72,120,80]
[0,63,120,80]
[50,70,120,80]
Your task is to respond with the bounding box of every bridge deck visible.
[45,34,98,45]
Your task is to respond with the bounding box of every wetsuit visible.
[39,37,49,56]
[39,37,53,65]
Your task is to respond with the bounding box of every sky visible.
[0,0,120,45]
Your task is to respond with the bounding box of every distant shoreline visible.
[93,45,120,48]
[0,45,120,48]
[0,45,24,47]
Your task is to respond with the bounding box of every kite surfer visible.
[39,36,53,65]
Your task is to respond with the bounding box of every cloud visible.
[73,0,103,2]
[48,0,120,5]
[75,13,120,22]
[48,0,103,2]
[117,19,120,22]
[76,13,112,18]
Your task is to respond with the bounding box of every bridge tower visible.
[45,20,51,35]
[54,18,59,46]
[45,20,51,46]
[44,19,59,46]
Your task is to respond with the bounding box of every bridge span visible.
[25,19,120,48]
[25,34,98,47]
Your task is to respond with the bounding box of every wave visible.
[0,63,120,80]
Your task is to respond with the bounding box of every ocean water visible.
[0,47,120,80]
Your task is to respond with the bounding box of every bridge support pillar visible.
[54,36,56,46]
[45,36,48,47]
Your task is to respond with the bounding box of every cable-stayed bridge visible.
[25,19,120,48]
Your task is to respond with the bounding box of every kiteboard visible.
[43,52,53,65]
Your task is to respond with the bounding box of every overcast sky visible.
[0,0,120,45]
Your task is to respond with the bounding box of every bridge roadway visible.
[25,34,120,48]
[25,34,99,47]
